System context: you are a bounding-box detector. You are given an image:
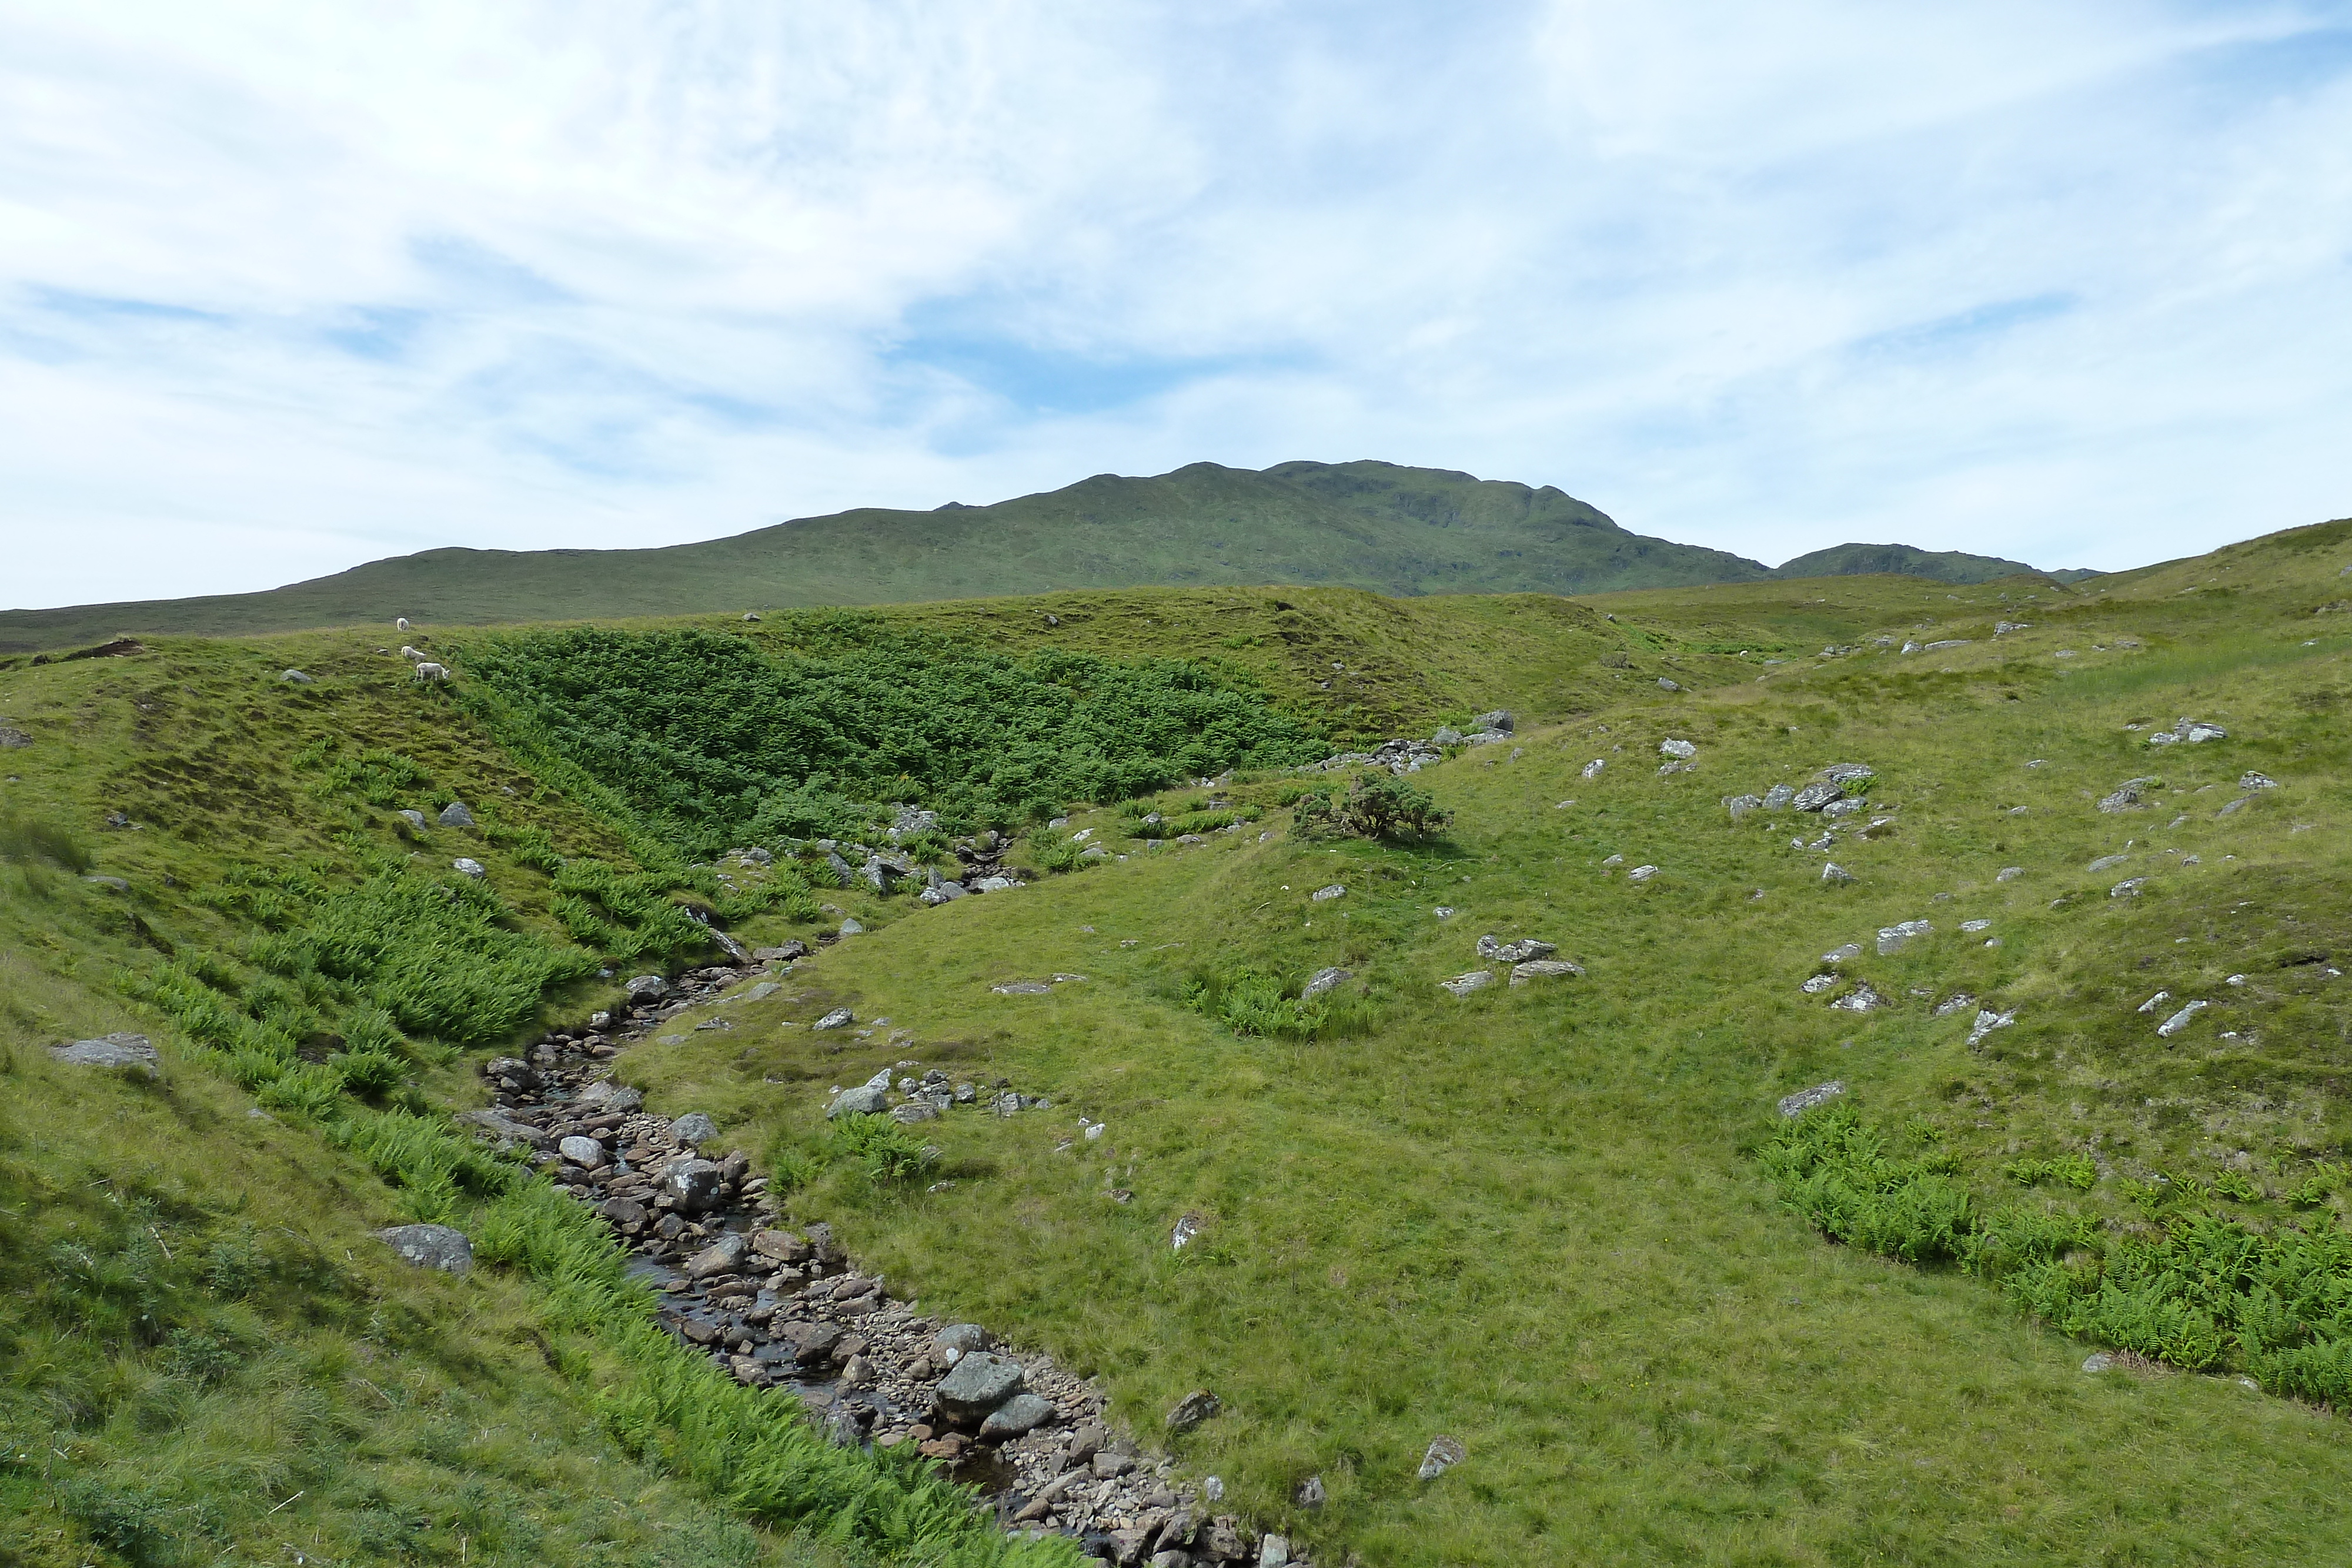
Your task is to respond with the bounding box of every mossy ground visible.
[5,525,2352,1564]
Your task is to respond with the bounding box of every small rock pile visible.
[1312,709,1514,774]
[455,959,1307,1564]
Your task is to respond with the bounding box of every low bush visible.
[1292,773,1450,841]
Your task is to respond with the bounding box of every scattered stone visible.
[376,1223,472,1273]
[813,1008,854,1030]
[2110,877,2147,898]
[1959,919,1991,933]
[2082,1352,2118,1373]
[559,1134,607,1167]
[625,974,670,1002]
[1301,967,1352,1000]
[827,1085,888,1118]
[452,857,486,879]
[1933,993,1976,1017]
[991,981,1054,995]
[1477,935,1557,963]
[2088,853,2130,873]
[1294,1476,1325,1510]
[1511,959,1584,986]
[1801,974,1838,995]
[1967,1008,2017,1045]
[396,809,427,829]
[1439,970,1495,997]
[458,1108,553,1149]
[1172,1213,1205,1251]
[1792,781,1843,812]
[1823,942,1862,963]
[1167,1389,1222,1435]
[1820,863,1856,884]
[437,800,476,827]
[1876,920,1931,955]
[1659,738,1697,759]
[1309,884,1346,901]
[1658,677,1681,691]
[2240,771,2278,791]
[1830,984,1883,1012]
[1997,866,2024,881]
[1472,709,1515,732]
[1628,864,1659,882]
[657,1158,724,1213]
[1419,1434,1466,1480]
[890,1102,940,1125]
[47,1033,160,1074]
[1778,1081,1845,1117]
[671,1111,719,1146]
[279,668,315,684]
[1582,758,1605,780]
[1725,793,1763,819]
[2156,1000,2209,1038]
[2097,778,2160,813]
[2137,990,2170,1014]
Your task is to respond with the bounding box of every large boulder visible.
[1300,967,1352,1001]
[457,1108,553,1151]
[1510,959,1584,986]
[624,974,670,1003]
[683,1231,750,1280]
[980,1393,1058,1440]
[933,1350,1025,1427]
[437,800,475,827]
[377,1223,473,1273]
[671,1111,718,1146]
[657,1158,724,1213]
[827,1085,889,1119]
[1790,781,1843,812]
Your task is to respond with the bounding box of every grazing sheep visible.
[396,617,412,632]
[399,645,422,660]
[413,662,450,683]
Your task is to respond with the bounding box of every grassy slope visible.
[1769,542,2052,584]
[3,461,1778,651]
[0,636,1056,1567]
[615,519,2352,1566]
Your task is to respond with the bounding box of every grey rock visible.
[0,724,29,748]
[1778,1081,1845,1117]
[991,981,1054,995]
[377,1223,472,1273]
[48,1033,159,1074]
[1309,884,1345,901]
[1294,1475,1325,1509]
[1659,738,1697,759]
[1167,1389,1222,1435]
[451,857,486,879]
[1510,959,1585,986]
[2240,771,2278,791]
[936,1322,993,1356]
[1477,935,1557,964]
[890,1101,940,1124]
[1582,758,1605,780]
[1933,993,1977,1017]
[1800,974,1839,994]
[2082,1352,2119,1373]
[740,981,781,1003]
[1658,677,1681,691]
[279,668,315,684]
[1419,1434,1467,1480]
[1471,710,1515,732]
[1431,726,1465,746]
[981,1393,1058,1440]
[1725,794,1764,819]
[971,875,1018,893]
[1791,781,1843,812]
[1876,920,1931,955]
[812,1008,854,1030]
[1821,796,1866,819]
[824,849,855,884]
[1762,783,1795,810]
[1820,862,1856,884]
[2156,999,2208,1038]
[657,1158,724,1213]
[2110,877,2147,898]
[919,881,969,905]
[458,1108,553,1150]
[437,800,475,827]
[837,917,864,935]
[671,1111,719,1146]
[558,1134,607,1168]
[2097,778,2160,813]
[2087,853,2130,873]
[2219,795,2251,816]
[684,1231,751,1280]
[1627,864,1659,882]
[1439,970,1495,997]
[1967,1008,2017,1045]
[1262,1532,1295,1565]
[1997,865,2024,881]
[625,974,669,1002]
[1830,983,1883,1012]
[1300,967,1351,1001]
[934,1350,1025,1425]
[396,809,427,829]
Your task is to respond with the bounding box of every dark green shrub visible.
[0,811,92,872]
[1295,773,1450,841]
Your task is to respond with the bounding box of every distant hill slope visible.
[0,457,2092,649]
[1770,541,2099,585]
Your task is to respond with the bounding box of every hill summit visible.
[0,459,2096,649]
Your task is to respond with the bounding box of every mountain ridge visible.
[0,458,2097,650]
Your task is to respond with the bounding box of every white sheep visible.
[399,645,422,660]
[413,662,450,683]
[395,617,412,632]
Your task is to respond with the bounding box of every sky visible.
[4,1,2350,609]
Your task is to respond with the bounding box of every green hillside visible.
[8,515,2351,1564]
[1770,540,2100,585]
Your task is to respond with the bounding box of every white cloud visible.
[2,0,2348,607]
